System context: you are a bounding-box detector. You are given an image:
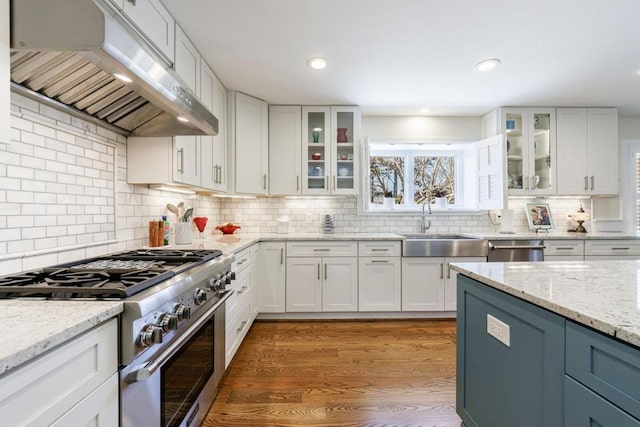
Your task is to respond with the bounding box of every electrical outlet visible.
[487,314,510,347]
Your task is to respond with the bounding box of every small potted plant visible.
[431,187,449,207]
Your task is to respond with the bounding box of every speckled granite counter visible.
[450,260,640,348]
[0,301,122,375]
[164,232,404,254]
[482,231,640,240]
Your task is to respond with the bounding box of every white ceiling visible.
[162,0,640,116]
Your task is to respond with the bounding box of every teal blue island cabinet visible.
[456,273,640,427]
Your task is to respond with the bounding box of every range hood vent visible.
[10,0,218,137]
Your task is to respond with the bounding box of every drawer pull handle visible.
[237,285,248,295]
[317,263,320,280]
[447,263,451,279]
[236,258,248,266]
[280,248,284,265]
[556,247,574,250]
[612,247,630,250]
[324,263,327,280]
[237,320,248,333]
[371,248,389,252]
[440,263,444,279]
[371,260,389,263]
[313,248,331,251]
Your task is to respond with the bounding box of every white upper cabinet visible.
[231,92,269,195]
[200,61,227,192]
[556,108,618,195]
[127,135,200,187]
[301,106,360,195]
[173,24,200,94]
[269,106,302,195]
[501,107,556,196]
[122,0,175,62]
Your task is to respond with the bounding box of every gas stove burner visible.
[109,249,222,262]
[0,268,175,298]
[71,259,168,271]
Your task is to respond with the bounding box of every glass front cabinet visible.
[302,106,360,195]
[502,107,556,196]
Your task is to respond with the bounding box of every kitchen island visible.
[450,260,640,427]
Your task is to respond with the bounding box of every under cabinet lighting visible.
[113,73,133,83]
[307,57,328,70]
[177,116,190,123]
[474,58,501,72]
[149,184,196,195]
[211,194,256,199]
[420,108,430,114]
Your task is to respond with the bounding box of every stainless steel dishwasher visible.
[487,239,545,262]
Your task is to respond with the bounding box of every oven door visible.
[121,295,228,427]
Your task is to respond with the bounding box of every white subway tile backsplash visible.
[6,190,33,203]
[8,239,34,253]
[34,216,56,227]
[7,165,34,180]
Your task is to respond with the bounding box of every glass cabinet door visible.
[529,109,556,194]
[331,106,360,195]
[503,108,528,194]
[302,107,331,194]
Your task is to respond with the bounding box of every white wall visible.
[619,116,640,140]
[362,115,481,140]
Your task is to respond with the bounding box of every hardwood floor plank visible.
[204,319,461,427]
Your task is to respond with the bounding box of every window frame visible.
[362,138,479,214]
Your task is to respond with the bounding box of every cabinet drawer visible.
[0,319,118,426]
[585,240,640,256]
[565,375,640,426]
[286,241,357,257]
[226,267,252,323]
[233,245,254,273]
[566,321,640,419]
[358,241,401,257]
[226,304,252,367]
[544,240,584,257]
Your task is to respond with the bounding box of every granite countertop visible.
[482,231,640,240]
[0,300,122,375]
[450,260,640,348]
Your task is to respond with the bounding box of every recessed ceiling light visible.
[474,58,501,72]
[420,108,430,114]
[307,57,328,70]
[177,116,189,123]
[113,73,133,83]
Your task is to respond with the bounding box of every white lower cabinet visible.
[286,256,358,312]
[402,257,485,312]
[584,240,640,260]
[0,319,118,426]
[257,242,286,313]
[544,240,585,261]
[358,257,401,312]
[226,245,257,367]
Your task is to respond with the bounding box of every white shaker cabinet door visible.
[258,242,286,313]
[557,108,589,194]
[122,0,174,62]
[402,258,444,311]
[358,257,401,312]
[233,92,268,194]
[269,106,302,195]
[323,257,358,312]
[286,257,322,312]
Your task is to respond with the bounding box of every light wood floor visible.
[202,319,461,427]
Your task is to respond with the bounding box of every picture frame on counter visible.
[525,202,554,230]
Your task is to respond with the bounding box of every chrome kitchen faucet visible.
[421,202,431,233]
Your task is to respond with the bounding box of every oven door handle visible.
[125,291,232,384]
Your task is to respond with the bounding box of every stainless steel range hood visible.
[10,0,218,137]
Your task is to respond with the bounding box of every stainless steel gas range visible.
[0,248,234,427]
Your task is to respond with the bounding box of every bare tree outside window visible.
[370,156,405,205]
[414,156,455,204]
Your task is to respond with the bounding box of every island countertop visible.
[450,260,640,348]
[0,300,123,375]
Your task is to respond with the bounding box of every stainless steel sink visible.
[401,234,489,257]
